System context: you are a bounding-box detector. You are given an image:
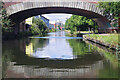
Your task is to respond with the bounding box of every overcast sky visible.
[42,13,72,24]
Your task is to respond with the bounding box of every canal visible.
[2,31,119,78]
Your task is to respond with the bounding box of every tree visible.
[0,2,13,33]
[98,2,120,29]
[32,17,48,35]
[98,2,120,19]
[65,15,98,33]
[30,23,40,34]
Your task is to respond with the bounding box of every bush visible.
[32,17,48,35]
[30,23,40,35]
[0,2,14,34]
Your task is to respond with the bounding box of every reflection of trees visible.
[67,39,90,55]
[11,39,102,69]
[85,41,118,67]
[25,38,49,56]
[85,41,119,78]
[68,39,119,78]
[30,38,49,50]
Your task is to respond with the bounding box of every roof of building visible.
[40,15,49,21]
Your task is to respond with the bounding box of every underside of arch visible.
[9,7,103,23]
[9,7,111,33]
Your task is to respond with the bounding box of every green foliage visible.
[65,15,98,34]
[30,23,40,34]
[85,40,118,78]
[67,39,90,55]
[17,17,48,38]
[31,38,48,49]
[0,2,14,33]
[98,2,120,19]
[32,17,48,35]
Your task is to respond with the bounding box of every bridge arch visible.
[4,1,111,32]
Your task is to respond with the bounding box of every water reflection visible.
[27,31,83,59]
[26,38,49,58]
[27,39,73,59]
[2,31,119,78]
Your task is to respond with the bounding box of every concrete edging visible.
[83,35,117,50]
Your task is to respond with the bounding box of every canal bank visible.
[65,30,119,50]
[84,40,119,78]
[2,31,119,78]
[83,34,119,51]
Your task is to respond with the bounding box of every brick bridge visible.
[3,0,111,33]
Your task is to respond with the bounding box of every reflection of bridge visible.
[7,53,103,78]
[3,0,111,33]
[8,60,103,78]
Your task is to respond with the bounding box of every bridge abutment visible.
[93,17,111,33]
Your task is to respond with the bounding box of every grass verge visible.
[84,34,119,47]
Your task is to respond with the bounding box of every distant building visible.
[55,20,64,30]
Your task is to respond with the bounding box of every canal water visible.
[2,31,119,78]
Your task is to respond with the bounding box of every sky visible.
[42,13,72,24]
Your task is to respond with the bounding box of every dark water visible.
[2,31,119,78]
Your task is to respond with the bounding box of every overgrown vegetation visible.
[98,2,120,20]
[0,2,14,35]
[98,2,120,28]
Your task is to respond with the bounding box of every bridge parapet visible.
[4,0,103,16]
